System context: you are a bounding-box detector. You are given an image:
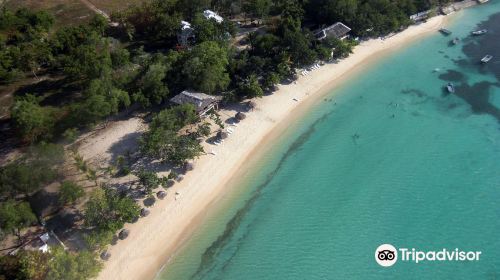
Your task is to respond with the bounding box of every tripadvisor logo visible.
[375,244,481,267]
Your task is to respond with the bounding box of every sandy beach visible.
[90,15,447,280]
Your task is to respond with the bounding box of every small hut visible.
[140,208,150,217]
[235,112,246,121]
[157,191,167,200]
[100,251,111,261]
[217,130,228,139]
[118,229,129,240]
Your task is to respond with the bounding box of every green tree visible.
[134,169,167,195]
[0,143,63,197]
[0,162,58,197]
[243,0,271,23]
[140,104,205,165]
[182,41,230,94]
[18,250,50,280]
[47,247,102,280]
[74,77,130,125]
[59,181,85,205]
[0,200,36,240]
[110,47,130,69]
[84,188,139,232]
[60,40,112,80]
[134,63,169,107]
[263,72,280,90]
[84,229,114,251]
[237,74,263,98]
[11,94,56,143]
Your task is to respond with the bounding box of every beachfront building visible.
[203,10,223,23]
[410,10,433,22]
[170,90,222,117]
[314,22,351,40]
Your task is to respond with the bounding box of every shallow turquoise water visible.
[159,3,500,279]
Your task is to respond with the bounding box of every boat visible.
[439,28,452,35]
[451,37,460,45]
[471,29,487,35]
[446,83,455,93]
[481,55,493,64]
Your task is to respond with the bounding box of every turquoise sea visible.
[159,3,500,279]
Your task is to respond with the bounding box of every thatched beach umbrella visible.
[100,251,111,261]
[184,161,194,172]
[247,101,257,110]
[176,174,184,182]
[118,229,129,240]
[235,112,246,121]
[140,208,150,217]
[131,215,139,223]
[144,197,156,207]
[217,130,228,139]
[157,191,167,200]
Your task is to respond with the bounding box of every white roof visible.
[203,10,223,23]
[39,244,49,253]
[181,21,192,30]
[40,232,50,243]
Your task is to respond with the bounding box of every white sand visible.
[90,16,446,280]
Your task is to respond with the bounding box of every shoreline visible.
[95,15,448,280]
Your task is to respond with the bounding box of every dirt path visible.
[78,0,110,20]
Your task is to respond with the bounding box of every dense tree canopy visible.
[84,188,140,232]
[181,41,230,94]
[11,95,57,143]
[140,104,206,165]
[0,200,36,239]
[0,143,64,197]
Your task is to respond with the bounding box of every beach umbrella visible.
[176,174,184,182]
[131,215,139,223]
[140,208,150,217]
[217,131,228,139]
[235,112,246,120]
[157,191,167,200]
[184,161,194,172]
[100,251,111,261]
[144,196,156,207]
[247,101,257,110]
[118,229,130,240]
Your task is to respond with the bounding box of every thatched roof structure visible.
[217,131,228,139]
[157,191,167,200]
[140,208,150,217]
[235,112,246,120]
[170,91,222,116]
[315,22,351,40]
[118,229,129,240]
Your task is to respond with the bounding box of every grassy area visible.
[4,0,147,26]
[88,0,146,14]
[5,0,94,27]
